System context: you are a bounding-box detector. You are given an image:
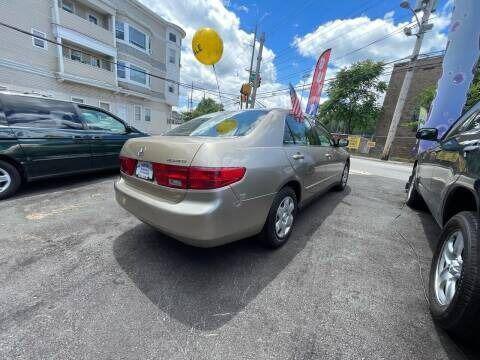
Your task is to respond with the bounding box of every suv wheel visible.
[261,187,297,248]
[429,211,480,340]
[334,161,349,191]
[0,160,21,200]
[406,165,423,208]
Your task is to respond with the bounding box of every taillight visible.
[152,163,246,190]
[189,167,246,189]
[153,163,189,189]
[120,156,137,175]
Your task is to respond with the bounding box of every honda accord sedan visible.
[115,109,349,248]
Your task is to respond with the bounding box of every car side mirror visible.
[416,128,438,141]
[336,138,349,147]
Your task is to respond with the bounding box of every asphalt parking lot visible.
[1,157,479,359]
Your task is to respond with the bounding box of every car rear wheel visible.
[0,160,21,200]
[429,211,480,340]
[334,161,349,191]
[261,187,297,248]
[406,165,423,209]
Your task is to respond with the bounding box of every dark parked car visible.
[406,100,480,340]
[0,92,146,199]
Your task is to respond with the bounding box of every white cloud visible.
[293,11,450,70]
[234,4,249,13]
[138,0,287,110]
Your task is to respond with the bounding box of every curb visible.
[351,155,413,166]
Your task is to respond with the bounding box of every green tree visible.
[317,60,387,134]
[181,98,224,122]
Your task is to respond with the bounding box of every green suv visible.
[0,93,146,199]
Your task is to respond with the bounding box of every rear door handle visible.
[92,135,102,140]
[292,153,304,160]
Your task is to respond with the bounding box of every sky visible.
[139,0,453,112]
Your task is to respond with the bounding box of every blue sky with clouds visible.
[141,0,453,110]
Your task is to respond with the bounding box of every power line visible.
[255,53,445,99]
[0,21,239,100]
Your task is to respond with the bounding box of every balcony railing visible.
[63,58,116,87]
[59,9,114,46]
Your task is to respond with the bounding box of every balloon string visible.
[212,64,223,107]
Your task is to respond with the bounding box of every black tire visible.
[406,165,423,209]
[428,211,480,341]
[0,160,21,200]
[261,187,298,248]
[333,161,349,191]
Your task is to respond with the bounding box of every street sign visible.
[347,135,361,150]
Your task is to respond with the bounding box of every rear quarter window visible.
[165,110,269,137]
[2,95,83,130]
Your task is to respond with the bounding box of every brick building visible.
[372,55,443,159]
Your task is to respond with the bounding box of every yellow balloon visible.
[192,28,223,66]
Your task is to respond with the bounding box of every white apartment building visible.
[0,0,185,134]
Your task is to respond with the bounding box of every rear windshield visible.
[165,110,269,137]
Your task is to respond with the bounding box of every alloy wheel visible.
[0,168,11,194]
[275,196,294,238]
[435,230,464,306]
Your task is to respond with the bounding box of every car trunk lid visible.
[120,136,205,203]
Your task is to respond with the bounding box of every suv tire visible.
[429,211,480,340]
[0,160,21,200]
[261,187,298,248]
[333,161,349,191]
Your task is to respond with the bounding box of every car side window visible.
[79,107,126,134]
[285,115,321,145]
[444,110,480,139]
[2,95,83,130]
[315,125,334,146]
[283,121,295,144]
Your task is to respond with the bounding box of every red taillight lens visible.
[120,156,137,175]
[188,167,246,189]
[152,163,246,190]
[153,163,189,189]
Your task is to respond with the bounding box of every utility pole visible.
[250,32,265,108]
[381,0,435,160]
[247,25,257,107]
[189,81,193,112]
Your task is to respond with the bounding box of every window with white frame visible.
[168,49,176,65]
[115,21,125,41]
[169,32,177,43]
[144,108,151,122]
[129,64,148,85]
[32,29,47,50]
[115,21,150,53]
[88,14,98,25]
[99,101,111,111]
[134,105,142,122]
[117,61,126,79]
[168,84,175,94]
[71,96,85,104]
[117,61,149,86]
[62,0,74,13]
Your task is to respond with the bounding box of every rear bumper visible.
[114,177,273,247]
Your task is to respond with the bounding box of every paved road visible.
[0,158,478,359]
